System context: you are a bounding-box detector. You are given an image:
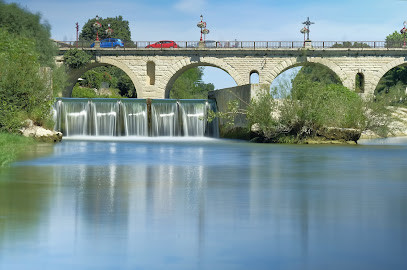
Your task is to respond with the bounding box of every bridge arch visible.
[64,56,143,97]
[264,57,348,89]
[371,58,407,95]
[163,57,245,98]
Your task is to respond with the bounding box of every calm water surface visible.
[1,137,406,270]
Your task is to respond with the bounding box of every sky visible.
[4,0,407,89]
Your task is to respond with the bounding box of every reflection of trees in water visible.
[0,167,55,244]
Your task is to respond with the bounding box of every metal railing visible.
[55,40,406,49]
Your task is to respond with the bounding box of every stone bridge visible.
[56,47,407,98]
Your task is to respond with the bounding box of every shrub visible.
[63,48,92,69]
[0,29,53,133]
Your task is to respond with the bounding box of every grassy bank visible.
[0,133,36,167]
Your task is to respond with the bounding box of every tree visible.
[0,0,56,66]
[170,67,215,99]
[63,49,92,69]
[385,31,404,48]
[331,41,371,48]
[291,63,341,99]
[80,16,131,42]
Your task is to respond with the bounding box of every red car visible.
[146,40,179,48]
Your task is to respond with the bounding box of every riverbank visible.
[361,106,407,139]
[0,133,37,167]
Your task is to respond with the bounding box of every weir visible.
[53,98,218,138]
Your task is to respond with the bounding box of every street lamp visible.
[197,15,209,42]
[93,15,102,42]
[400,21,407,47]
[105,23,113,37]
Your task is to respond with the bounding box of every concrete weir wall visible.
[208,84,264,139]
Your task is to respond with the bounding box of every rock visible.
[316,127,361,143]
[20,121,62,143]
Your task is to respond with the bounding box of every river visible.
[0,137,406,270]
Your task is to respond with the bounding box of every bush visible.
[0,29,53,133]
[63,48,92,69]
[246,75,367,142]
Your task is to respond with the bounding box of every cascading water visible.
[121,99,148,136]
[54,98,218,138]
[151,100,179,136]
[179,100,207,136]
[60,99,90,136]
[90,99,119,136]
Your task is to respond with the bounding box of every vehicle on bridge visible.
[146,40,179,48]
[90,38,124,48]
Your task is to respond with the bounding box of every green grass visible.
[0,133,36,167]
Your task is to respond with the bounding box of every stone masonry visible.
[56,47,407,98]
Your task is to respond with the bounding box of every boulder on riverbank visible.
[20,120,62,143]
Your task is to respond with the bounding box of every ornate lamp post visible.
[400,21,407,48]
[105,23,113,37]
[300,27,309,45]
[302,17,314,48]
[93,15,102,47]
[75,22,79,48]
[197,15,209,47]
[197,15,206,41]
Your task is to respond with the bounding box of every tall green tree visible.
[170,67,215,99]
[0,0,56,66]
[80,16,131,42]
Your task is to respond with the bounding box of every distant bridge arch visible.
[263,57,348,89]
[64,56,143,97]
[163,57,243,98]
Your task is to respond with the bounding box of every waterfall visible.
[179,100,207,136]
[151,100,179,136]
[61,99,90,136]
[121,100,148,136]
[54,98,218,138]
[90,99,119,136]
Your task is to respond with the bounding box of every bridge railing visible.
[55,40,406,49]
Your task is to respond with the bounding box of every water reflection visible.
[1,140,406,269]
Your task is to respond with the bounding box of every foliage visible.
[0,29,53,133]
[75,66,136,98]
[0,133,36,167]
[80,16,131,42]
[246,88,282,139]
[72,85,122,98]
[292,63,341,92]
[0,0,56,66]
[373,30,407,106]
[331,42,371,48]
[245,77,367,142]
[63,48,92,69]
[170,67,215,99]
[385,31,404,48]
[52,65,69,97]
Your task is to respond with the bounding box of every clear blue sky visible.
[4,0,407,89]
